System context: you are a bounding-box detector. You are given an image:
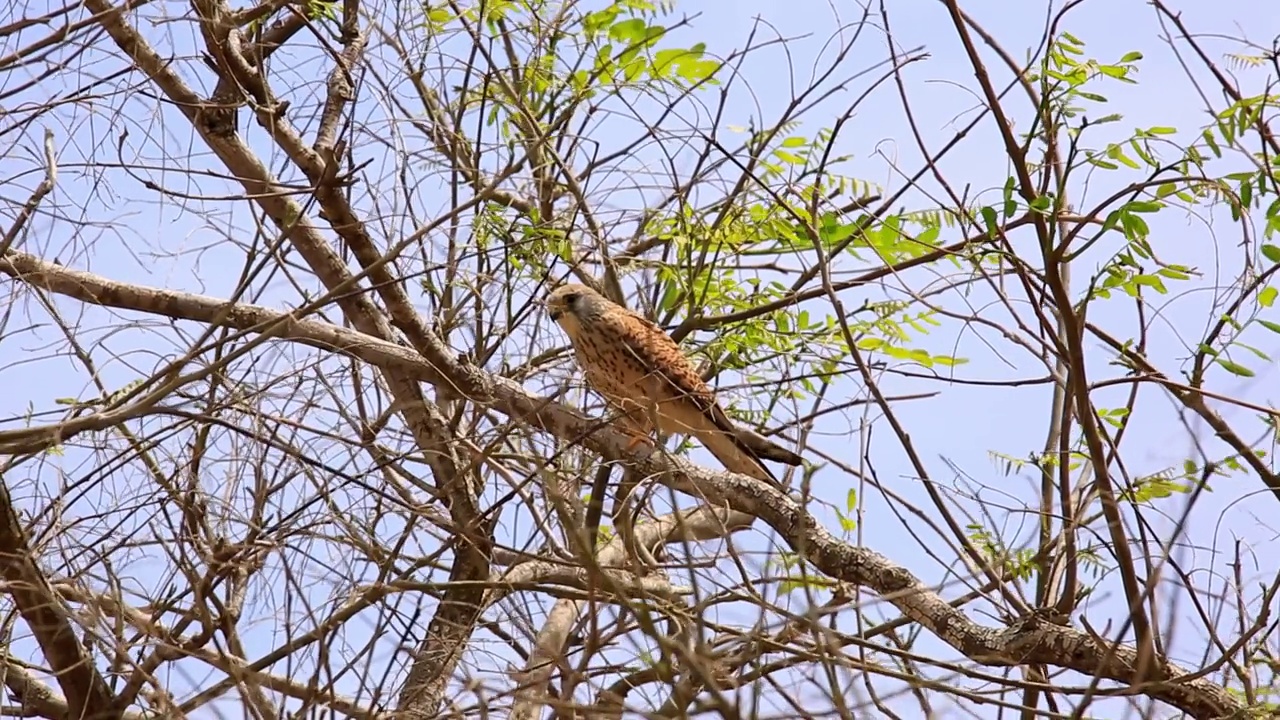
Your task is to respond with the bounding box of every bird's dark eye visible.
[564,291,580,305]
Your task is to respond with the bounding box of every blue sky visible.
[1,0,1279,717]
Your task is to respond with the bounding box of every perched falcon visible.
[545,283,802,485]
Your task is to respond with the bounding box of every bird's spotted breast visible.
[567,314,660,427]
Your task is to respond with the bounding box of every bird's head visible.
[545,284,609,332]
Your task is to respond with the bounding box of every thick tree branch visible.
[0,480,120,718]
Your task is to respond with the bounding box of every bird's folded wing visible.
[615,313,735,430]
[615,313,782,484]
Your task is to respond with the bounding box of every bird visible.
[544,282,803,485]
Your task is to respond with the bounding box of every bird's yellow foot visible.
[624,434,654,453]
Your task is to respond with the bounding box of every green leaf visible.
[1202,129,1222,157]
[1260,286,1277,308]
[623,57,646,81]
[981,206,999,237]
[1266,197,1280,218]
[594,43,614,66]
[1001,177,1016,215]
[1262,244,1280,263]
[609,18,646,42]
[779,572,837,594]
[582,8,619,36]
[1133,274,1168,294]
[653,47,684,72]
[659,279,680,312]
[772,149,804,164]
[1119,51,1143,62]
[1130,139,1156,166]
[1216,359,1255,377]
[1119,211,1149,239]
[1106,144,1140,169]
[1239,342,1270,361]
[1258,319,1280,334]
[426,6,452,25]
[1129,476,1190,503]
[679,59,720,82]
[819,217,856,246]
[1157,266,1192,281]
[1126,200,1164,213]
[1098,65,1134,82]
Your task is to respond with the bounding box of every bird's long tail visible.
[734,428,803,466]
[701,429,783,486]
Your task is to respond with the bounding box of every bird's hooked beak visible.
[545,286,583,323]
